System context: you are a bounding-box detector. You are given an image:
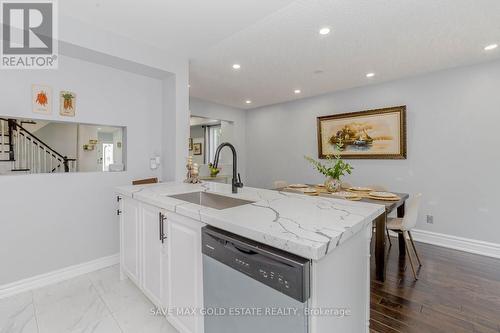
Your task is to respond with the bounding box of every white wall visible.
[189,97,247,180]
[0,55,164,285]
[245,60,500,245]
[33,122,78,159]
[59,16,190,182]
[77,125,99,172]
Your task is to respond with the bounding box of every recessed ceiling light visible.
[245,100,252,104]
[319,27,331,35]
[294,89,301,94]
[366,72,375,78]
[232,64,241,70]
[484,44,498,51]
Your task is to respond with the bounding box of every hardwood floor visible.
[370,237,500,333]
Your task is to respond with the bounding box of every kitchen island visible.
[115,181,385,333]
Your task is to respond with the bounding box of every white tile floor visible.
[0,265,178,333]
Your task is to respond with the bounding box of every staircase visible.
[0,118,76,174]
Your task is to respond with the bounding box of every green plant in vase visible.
[208,163,220,178]
[305,145,353,192]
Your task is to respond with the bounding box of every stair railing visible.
[0,118,13,161]
[6,119,76,173]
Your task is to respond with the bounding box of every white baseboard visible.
[0,254,119,300]
[390,229,500,259]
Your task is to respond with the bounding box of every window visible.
[205,125,221,164]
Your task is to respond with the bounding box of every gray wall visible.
[245,60,500,244]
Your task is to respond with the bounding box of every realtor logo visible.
[1,0,58,69]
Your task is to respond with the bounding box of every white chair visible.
[387,193,423,280]
[273,180,288,189]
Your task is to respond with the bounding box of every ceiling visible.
[60,0,295,57]
[189,0,500,109]
[61,0,500,110]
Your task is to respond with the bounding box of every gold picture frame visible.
[317,106,407,159]
[193,143,202,155]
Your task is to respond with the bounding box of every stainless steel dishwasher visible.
[202,226,310,333]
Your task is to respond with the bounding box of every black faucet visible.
[213,142,243,193]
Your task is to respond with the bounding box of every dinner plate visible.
[289,184,309,188]
[349,186,373,192]
[331,191,359,199]
[369,191,397,198]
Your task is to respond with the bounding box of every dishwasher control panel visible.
[202,226,310,303]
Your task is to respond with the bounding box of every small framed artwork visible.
[60,91,76,117]
[189,138,193,151]
[193,143,202,155]
[317,106,407,159]
[32,85,52,115]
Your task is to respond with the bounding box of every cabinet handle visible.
[159,212,167,243]
[117,196,122,202]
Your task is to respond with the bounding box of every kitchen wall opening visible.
[0,116,126,175]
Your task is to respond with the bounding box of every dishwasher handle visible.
[225,242,259,255]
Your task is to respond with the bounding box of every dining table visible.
[278,185,409,282]
[357,191,409,282]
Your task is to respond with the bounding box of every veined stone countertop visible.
[115,181,385,260]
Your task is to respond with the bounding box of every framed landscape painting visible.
[317,106,407,159]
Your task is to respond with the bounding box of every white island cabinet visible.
[119,196,140,285]
[166,212,204,333]
[140,202,166,307]
[116,181,385,333]
[118,193,204,333]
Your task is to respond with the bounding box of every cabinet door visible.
[167,213,204,333]
[141,203,166,307]
[120,197,140,285]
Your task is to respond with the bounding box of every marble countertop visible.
[116,181,385,260]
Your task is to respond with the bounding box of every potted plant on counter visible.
[208,163,220,178]
[305,147,353,192]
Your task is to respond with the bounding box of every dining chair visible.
[386,193,423,280]
[273,180,288,189]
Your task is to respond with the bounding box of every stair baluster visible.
[0,118,77,174]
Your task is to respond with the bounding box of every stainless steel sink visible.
[168,191,254,210]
